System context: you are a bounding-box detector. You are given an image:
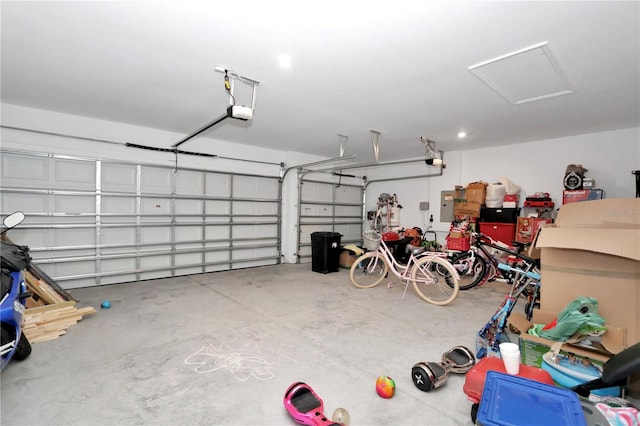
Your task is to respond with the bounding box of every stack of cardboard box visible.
[509,198,640,397]
[454,182,488,218]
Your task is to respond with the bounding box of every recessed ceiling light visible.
[277,54,292,68]
[458,131,467,139]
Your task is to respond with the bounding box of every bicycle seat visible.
[406,244,426,256]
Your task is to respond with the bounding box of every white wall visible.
[361,127,640,241]
[2,103,638,259]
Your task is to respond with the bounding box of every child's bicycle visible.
[349,230,460,306]
[476,262,541,359]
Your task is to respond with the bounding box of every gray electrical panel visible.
[441,190,455,223]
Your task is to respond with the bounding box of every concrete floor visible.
[1,263,518,425]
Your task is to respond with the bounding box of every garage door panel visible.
[334,224,361,242]
[1,153,49,187]
[54,260,96,280]
[175,226,203,242]
[102,228,136,246]
[301,181,333,202]
[140,167,172,194]
[233,224,277,238]
[205,173,231,196]
[102,196,135,215]
[232,200,278,215]
[140,197,171,215]
[233,175,278,198]
[54,228,96,247]
[175,252,202,267]
[54,194,95,215]
[140,227,171,244]
[1,193,48,215]
[335,185,361,202]
[140,270,171,281]
[205,264,230,273]
[140,254,171,270]
[233,247,278,259]
[102,163,137,192]
[175,199,203,215]
[335,205,361,216]
[205,251,230,263]
[205,225,230,240]
[297,177,363,264]
[205,200,230,215]
[299,203,332,218]
[175,170,204,195]
[101,257,136,274]
[1,150,281,288]
[53,159,95,190]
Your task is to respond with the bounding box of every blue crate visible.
[477,371,586,426]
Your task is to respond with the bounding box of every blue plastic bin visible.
[477,371,586,426]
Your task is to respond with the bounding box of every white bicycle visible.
[349,230,460,306]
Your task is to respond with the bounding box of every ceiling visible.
[1,1,639,163]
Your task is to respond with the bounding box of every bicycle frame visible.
[469,233,539,285]
[370,238,450,299]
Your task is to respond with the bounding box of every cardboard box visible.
[466,182,488,205]
[562,189,604,205]
[509,310,624,367]
[509,308,640,398]
[339,250,357,268]
[515,217,552,244]
[534,198,640,345]
[453,202,481,218]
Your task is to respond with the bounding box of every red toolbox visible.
[478,222,516,246]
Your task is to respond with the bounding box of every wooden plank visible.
[76,306,97,316]
[25,297,45,308]
[25,272,58,304]
[37,278,66,304]
[28,263,76,302]
[24,300,75,315]
[28,331,67,343]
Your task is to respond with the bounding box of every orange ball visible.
[376,375,396,398]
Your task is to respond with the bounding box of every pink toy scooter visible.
[283,382,344,426]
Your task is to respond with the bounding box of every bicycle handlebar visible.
[497,262,540,281]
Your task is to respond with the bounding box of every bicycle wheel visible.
[447,252,487,290]
[411,256,459,305]
[350,252,389,288]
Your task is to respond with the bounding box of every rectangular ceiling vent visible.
[468,41,575,105]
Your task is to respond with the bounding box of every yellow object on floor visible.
[342,244,364,256]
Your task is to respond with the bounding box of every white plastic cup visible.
[499,342,521,375]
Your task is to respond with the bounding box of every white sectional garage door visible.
[0,150,281,288]
[297,175,364,263]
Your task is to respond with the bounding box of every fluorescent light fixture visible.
[458,131,467,139]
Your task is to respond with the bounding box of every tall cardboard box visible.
[535,198,640,346]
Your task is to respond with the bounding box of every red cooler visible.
[463,356,554,404]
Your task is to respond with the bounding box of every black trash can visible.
[311,232,342,274]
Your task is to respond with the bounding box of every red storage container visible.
[446,236,471,251]
[479,222,516,245]
[463,357,554,404]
